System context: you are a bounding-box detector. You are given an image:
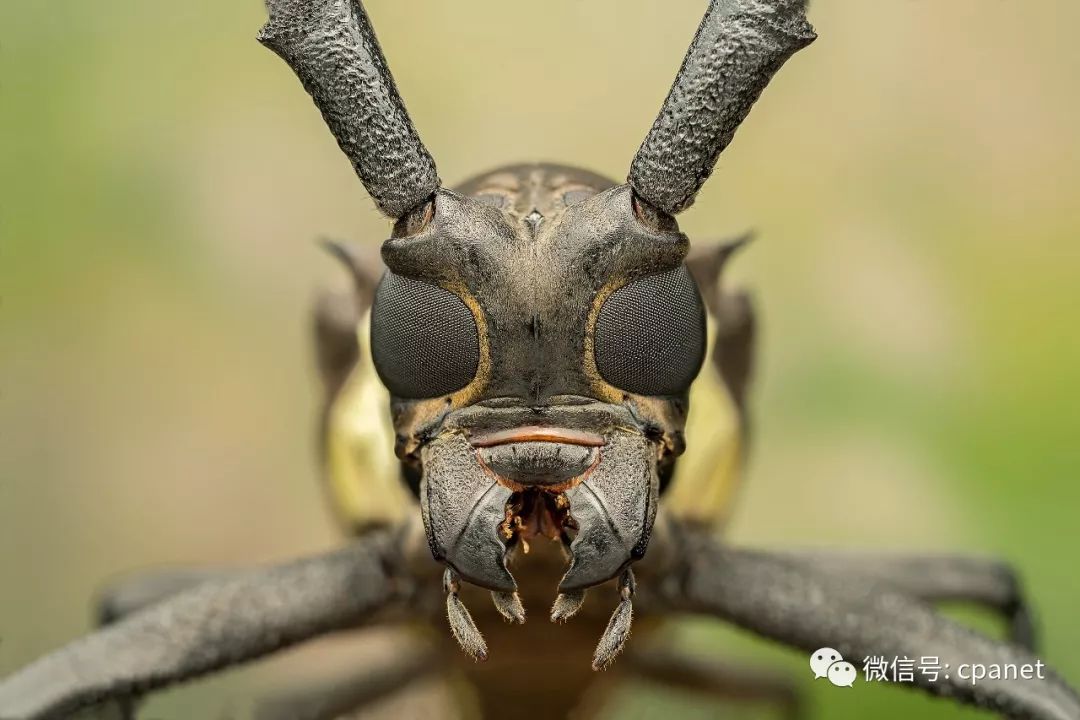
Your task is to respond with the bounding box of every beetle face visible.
[370,165,707,593]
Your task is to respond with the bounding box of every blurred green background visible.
[1,0,1078,717]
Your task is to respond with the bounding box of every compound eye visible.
[370,272,480,399]
[593,266,706,396]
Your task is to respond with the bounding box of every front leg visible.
[649,524,1080,720]
[96,568,238,626]
[0,530,411,720]
[779,549,1036,649]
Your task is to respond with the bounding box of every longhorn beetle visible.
[1,1,1078,719]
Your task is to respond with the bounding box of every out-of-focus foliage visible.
[0,1,1077,717]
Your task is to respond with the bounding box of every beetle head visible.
[262,0,814,599]
[373,165,704,592]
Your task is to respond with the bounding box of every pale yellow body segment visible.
[664,315,746,530]
[323,311,413,531]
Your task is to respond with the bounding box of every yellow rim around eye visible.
[440,280,492,409]
[582,277,630,405]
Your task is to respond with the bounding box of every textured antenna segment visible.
[629,0,816,214]
[260,0,440,217]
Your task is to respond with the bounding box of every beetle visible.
[1,0,1078,718]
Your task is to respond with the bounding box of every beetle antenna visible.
[629,0,816,215]
[444,567,488,661]
[259,0,440,218]
[591,568,636,671]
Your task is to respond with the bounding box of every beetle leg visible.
[84,569,244,720]
[444,567,488,661]
[592,568,637,671]
[625,648,804,720]
[654,526,1080,719]
[95,567,237,625]
[0,530,409,720]
[94,567,450,720]
[776,550,1037,649]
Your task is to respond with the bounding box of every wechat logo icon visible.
[811,647,857,688]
